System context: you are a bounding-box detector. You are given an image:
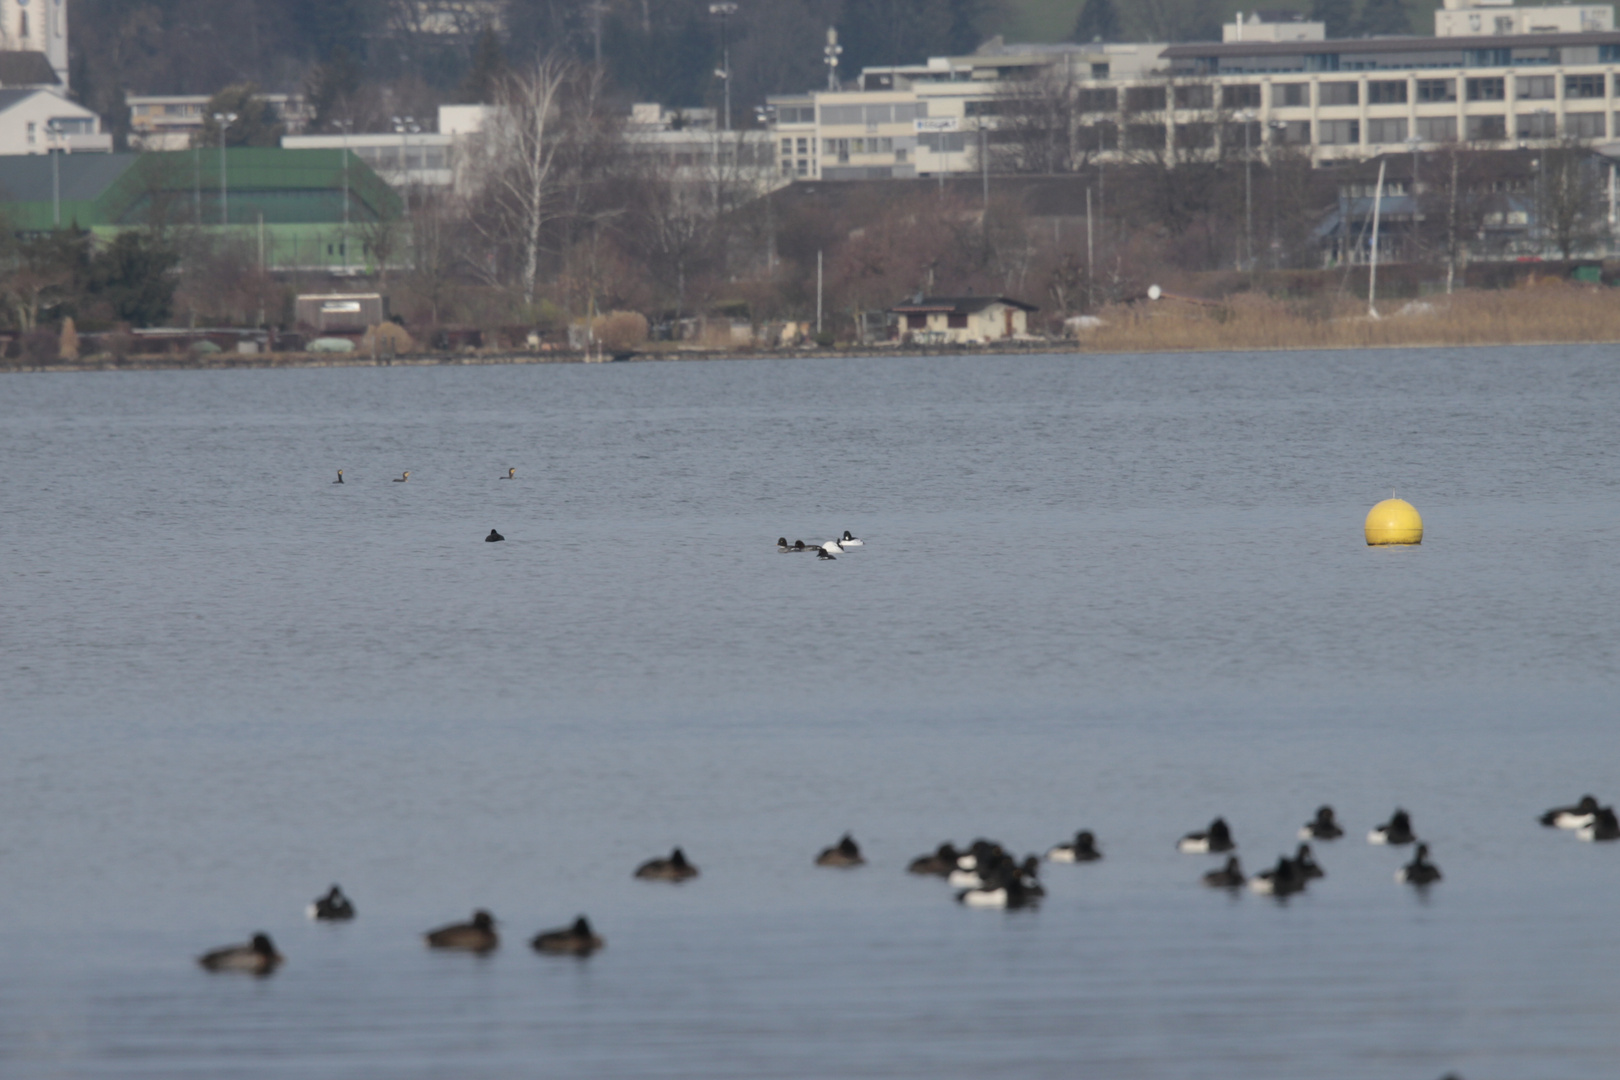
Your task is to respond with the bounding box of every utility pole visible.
[1085,186,1094,310]
[816,249,823,334]
[1240,110,1254,270]
[337,118,353,268]
[213,111,237,226]
[1368,159,1386,317]
[709,3,737,132]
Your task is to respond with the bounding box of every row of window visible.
[1072,73,1617,114]
[818,102,929,125]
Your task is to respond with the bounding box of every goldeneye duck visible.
[1299,805,1344,840]
[1046,830,1101,863]
[1395,843,1442,885]
[1541,794,1600,829]
[777,537,791,551]
[1368,809,1416,845]
[815,833,865,867]
[907,843,960,876]
[198,933,283,975]
[425,910,498,952]
[1250,855,1307,897]
[957,876,1038,909]
[817,548,836,560]
[486,529,504,542]
[1293,843,1325,879]
[1202,856,1245,889]
[1577,806,1619,842]
[821,540,843,554]
[839,530,864,547]
[1178,817,1235,854]
[634,847,699,881]
[531,916,603,955]
[307,884,356,921]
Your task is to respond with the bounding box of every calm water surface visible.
[1,348,1618,1079]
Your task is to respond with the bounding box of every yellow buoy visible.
[1365,498,1423,546]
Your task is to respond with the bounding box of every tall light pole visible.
[336,118,354,269]
[709,3,737,132]
[1238,109,1255,270]
[392,115,420,220]
[824,27,842,91]
[46,120,62,227]
[212,111,237,226]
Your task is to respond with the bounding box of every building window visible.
[1416,116,1457,142]
[1275,119,1310,145]
[1124,86,1166,112]
[1080,121,1118,151]
[26,121,35,145]
[1367,118,1408,144]
[906,313,928,330]
[1123,123,1165,150]
[1221,84,1260,109]
[947,313,968,329]
[1517,111,1557,138]
[781,138,791,155]
[1076,88,1117,112]
[1318,119,1360,145]
[1273,83,1306,108]
[1517,75,1555,100]
[1174,84,1212,109]
[796,137,808,154]
[1466,77,1504,102]
[19,12,28,38]
[1466,115,1506,141]
[1566,75,1605,99]
[1367,80,1407,105]
[1567,112,1606,138]
[1319,82,1358,107]
[1416,78,1457,103]
[1176,122,1214,148]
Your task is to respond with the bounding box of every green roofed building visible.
[0,148,403,271]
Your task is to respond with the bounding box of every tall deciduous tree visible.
[480,58,572,299]
[1310,0,1354,38]
[1353,0,1411,37]
[1070,0,1123,43]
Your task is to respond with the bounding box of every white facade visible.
[129,93,312,151]
[0,88,108,154]
[1436,0,1612,37]
[0,0,68,88]
[1223,13,1326,43]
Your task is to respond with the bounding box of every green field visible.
[991,0,1446,43]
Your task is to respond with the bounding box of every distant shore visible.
[8,286,1620,373]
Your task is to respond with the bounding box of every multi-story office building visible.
[768,2,1620,178]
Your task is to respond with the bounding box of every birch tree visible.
[482,58,570,299]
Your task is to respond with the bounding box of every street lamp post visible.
[1268,120,1287,268]
[336,118,353,264]
[212,111,237,226]
[391,116,420,220]
[1238,110,1255,269]
[46,120,63,227]
[709,3,737,132]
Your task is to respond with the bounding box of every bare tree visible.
[480,57,571,299]
[1537,138,1602,262]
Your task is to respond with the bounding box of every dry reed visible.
[1074,284,1620,353]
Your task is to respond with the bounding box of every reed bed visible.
[1075,286,1620,354]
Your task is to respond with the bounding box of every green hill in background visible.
[992,0,1450,44]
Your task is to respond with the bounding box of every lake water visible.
[2,348,1617,1079]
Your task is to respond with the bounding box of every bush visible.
[592,310,649,351]
[814,330,836,348]
[19,330,58,364]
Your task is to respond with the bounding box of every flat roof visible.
[1162,29,1620,58]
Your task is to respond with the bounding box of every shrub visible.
[592,310,649,351]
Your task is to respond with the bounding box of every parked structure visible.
[888,296,1037,344]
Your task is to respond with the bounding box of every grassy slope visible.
[992,0,1446,44]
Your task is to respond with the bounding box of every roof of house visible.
[889,295,1039,314]
[0,51,60,87]
[0,148,403,230]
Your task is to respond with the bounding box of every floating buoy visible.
[1365,498,1422,546]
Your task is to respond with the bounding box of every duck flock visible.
[197,793,1617,975]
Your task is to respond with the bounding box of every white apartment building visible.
[769,5,1620,177]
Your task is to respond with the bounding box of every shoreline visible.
[6,335,1620,373]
